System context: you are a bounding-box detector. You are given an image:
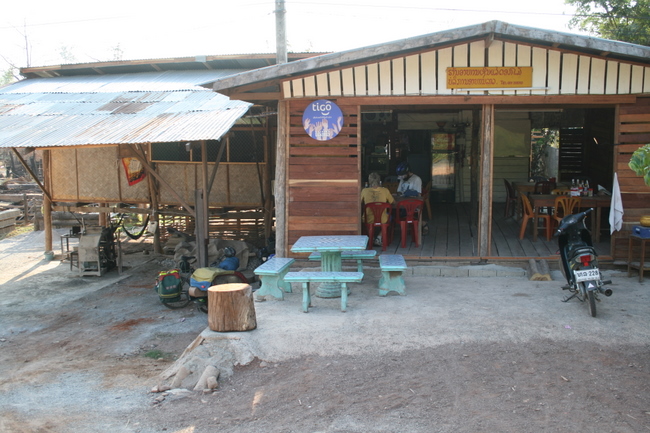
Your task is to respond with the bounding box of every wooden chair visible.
[519,194,552,241]
[395,199,424,248]
[552,196,581,229]
[421,180,432,220]
[383,181,399,194]
[503,179,518,218]
[364,202,393,251]
[533,180,556,195]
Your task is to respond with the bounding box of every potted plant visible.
[628,143,650,226]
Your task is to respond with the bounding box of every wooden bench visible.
[253,257,295,300]
[308,250,377,272]
[379,254,407,296]
[284,271,364,312]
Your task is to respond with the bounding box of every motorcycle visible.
[556,208,612,317]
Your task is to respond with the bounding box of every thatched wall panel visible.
[207,166,229,204]
[77,147,120,201]
[227,164,264,206]
[118,163,150,203]
[157,163,196,206]
[51,148,79,201]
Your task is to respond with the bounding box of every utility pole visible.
[275,0,287,65]
[275,0,288,256]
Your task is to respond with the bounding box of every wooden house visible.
[205,21,650,264]
[0,53,323,260]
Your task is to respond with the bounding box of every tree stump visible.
[207,283,257,332]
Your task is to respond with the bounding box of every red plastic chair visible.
[395,199,424,248]
[364,202,393,251]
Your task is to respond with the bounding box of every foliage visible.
[530,128,558,179]
[566,0,650,46]
[628,143,650,186]
[1,68,16,86]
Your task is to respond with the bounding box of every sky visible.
[1,0,584,73]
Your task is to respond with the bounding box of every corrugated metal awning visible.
[0,72,253,148]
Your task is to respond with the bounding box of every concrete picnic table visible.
[290,235,369,298]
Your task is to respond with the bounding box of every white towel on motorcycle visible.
[609,172,624,234]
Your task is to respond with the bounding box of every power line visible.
[290,1,576,18]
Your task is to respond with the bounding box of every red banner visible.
[121,157,146,186]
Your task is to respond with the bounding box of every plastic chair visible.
[395,199,424,248]
[519,194,552,241]
[421,180,432,221]
[503,179,517,218]
[552,196,581,229]
[364,202,393,251]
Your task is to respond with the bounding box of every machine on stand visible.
[78,225,119,276]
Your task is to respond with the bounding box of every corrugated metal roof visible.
[4,70,246,94]
[211,20,650,92]
[19,52,328,79]
[0,71,252,148]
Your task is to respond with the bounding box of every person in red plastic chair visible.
[361,172,394,246]
[396,162,422,196]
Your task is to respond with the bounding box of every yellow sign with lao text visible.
[447,67,532,89]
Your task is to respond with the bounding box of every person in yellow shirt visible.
[361,172,394,225]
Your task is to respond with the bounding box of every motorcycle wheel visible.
[587,290,597,317]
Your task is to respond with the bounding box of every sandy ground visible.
[0,229,649,433]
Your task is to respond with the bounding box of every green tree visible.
[1,68,16,86]
[566,0,650,46]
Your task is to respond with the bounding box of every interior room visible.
[360,106,616,259]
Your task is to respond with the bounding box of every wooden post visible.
[98,203,107,227]
[207,283,257,332]
[275,100,288,257]
[148,175,162,255]
[478,104,494,258]
[201,140,210,248]
[263,132,273,240]
[22,193,28,226]
[42,149,53,253]
[470,109,481,224]
[195,189,207,267]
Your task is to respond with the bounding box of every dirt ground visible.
[0,229,649,433]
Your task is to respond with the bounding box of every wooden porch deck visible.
[380,203,612,261]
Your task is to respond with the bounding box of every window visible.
[150,130,266,163]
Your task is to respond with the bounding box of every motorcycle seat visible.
[567,245,595,258]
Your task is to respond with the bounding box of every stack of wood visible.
[0,209,21,234]
[0,193,42,226]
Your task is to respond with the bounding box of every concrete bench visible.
[379,254,407,296]
[253,257,295,300]
[284,271,364,312]
[308,250,377,272]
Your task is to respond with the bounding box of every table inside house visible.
[528,194,611,242]
[513,181,570,196]
[290,235,368,298]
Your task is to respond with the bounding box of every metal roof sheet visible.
[4,70,246,94]
[211,20,650,92]
[0,78,252,148]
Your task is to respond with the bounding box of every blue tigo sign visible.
[302,99,343,141]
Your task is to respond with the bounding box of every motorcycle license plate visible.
[574,268,600,283]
